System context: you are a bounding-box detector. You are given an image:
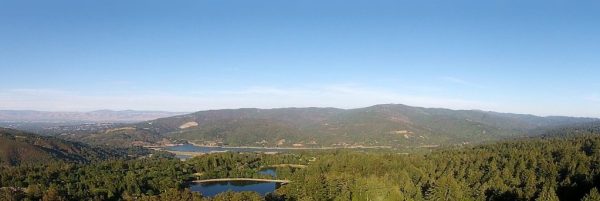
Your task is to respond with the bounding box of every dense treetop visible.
[2,126,600,200]
[1,122,600,200]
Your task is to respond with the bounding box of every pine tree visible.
[581,188,600,201]
[42,186,66,201]
[535,187,559,201]
[426,176,467,201]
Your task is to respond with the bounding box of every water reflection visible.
[188,181,282,197]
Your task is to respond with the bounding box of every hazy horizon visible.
[2,1,599,117]
[0,103,598,119]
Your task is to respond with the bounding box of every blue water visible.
[258,168,277,177]
[165,144,314,153]
[189,181,280,197]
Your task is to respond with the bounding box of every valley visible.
[4,1,598,200]
[2,105,600,200]
[1,121,600,200]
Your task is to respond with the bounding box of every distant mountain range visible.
[62,104,599,147]
[0,110,186,123]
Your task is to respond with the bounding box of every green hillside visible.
[2,123,600,200]
[68,104,598,147]
[0,128,137,166]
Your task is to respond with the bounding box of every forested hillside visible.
[276,134,600,200]
[68,104,597,147]
[2,124,600,200]
[541,121,600,138]
[0,128,145,166]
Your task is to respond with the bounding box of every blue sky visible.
[1,0,599,117]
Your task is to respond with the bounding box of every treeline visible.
[541,121,600,138]
[275,134,600,201]
[0,156,193,200]
[186,152,309,179]
[3,133,600,200]
[0,128,151,166]
[0,152,309,201]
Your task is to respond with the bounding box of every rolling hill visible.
[0,128,131,166]
[63,104,599,147]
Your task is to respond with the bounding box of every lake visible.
[165,144,323,154]
[188,181,283,197]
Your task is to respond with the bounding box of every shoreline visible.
[192,178,291,184]
[152,143,393,158]
[169,142,392,150]
[265,164,308,168]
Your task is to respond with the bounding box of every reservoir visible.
[164,144,384,159]
[165,144,325,154]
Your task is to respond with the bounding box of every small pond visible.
[188,181,283,197]
[258,168,277,177]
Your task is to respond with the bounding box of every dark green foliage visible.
[0,188,25,201]
[187,152,308,179]
[536,186,560,201]
[0,156,195,200]
[581,188,600,201]
[2,125,600,200]
[0,128,146,166]
[212,191,263,201]
[273,134,600,201]
[425,176,466,201]
[137,188,203,201]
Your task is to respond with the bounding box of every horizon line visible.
[1,103,598,119]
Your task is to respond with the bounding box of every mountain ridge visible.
[61,104,599,147]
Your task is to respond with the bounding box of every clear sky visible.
[1,0,599,117]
